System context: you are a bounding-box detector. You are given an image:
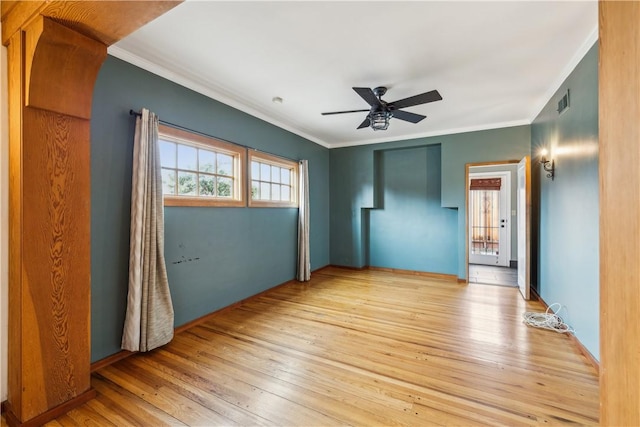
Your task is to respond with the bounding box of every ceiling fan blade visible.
[357,117,371,129]
[353,87,383,108]
[393,109,426,124]
[389,90,442,109]
[321,109,370,116]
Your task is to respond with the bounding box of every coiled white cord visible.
[523,303,574,334]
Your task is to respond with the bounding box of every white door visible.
[469,171,510,266]
[517,156,531,300]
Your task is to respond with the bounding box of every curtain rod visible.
[128,109,300,164]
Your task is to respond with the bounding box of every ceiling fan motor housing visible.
[373,86,388,98]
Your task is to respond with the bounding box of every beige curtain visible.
[297,160,311,281]
[122,108,174,352]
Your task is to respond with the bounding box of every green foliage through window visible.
[160,138,235,198]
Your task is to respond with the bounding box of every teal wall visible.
[330,126,530,277]
[90,56,330,362]
[531,43,599,360]
[368,145,457,273]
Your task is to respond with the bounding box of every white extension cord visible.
[523,303,575,334]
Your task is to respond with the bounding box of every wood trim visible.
[248,150,299,208]
[248,150,298,168]
[248,200,299,208]
[7,29,23,420]
[329,264,369,271]
[158,123,247,207]
[465,164,470,282]
[457,278,468,284]
[466,160,521,167]
[174,298,257,335]
[464,160,520,282]
[530,288,599,375]
[176,279,303,334]
[328,265,459,282]
[90,350,134,373]
[366,266,459,282]
[469,177,502,191]
[521,156,531,300]
[599,2,640,424]
[2,1,182,46]
[1,1,46,44]
[163,196,246,208]
[4,389,97,427]
[158,123,244,154]
[310,265,331,274]
[6,17,101,422]
[24,18,106,119]
[1,1,23,21]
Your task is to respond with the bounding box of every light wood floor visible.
[4,267,599,426]
[469,264,518,287]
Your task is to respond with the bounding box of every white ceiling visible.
[110,1,598,149]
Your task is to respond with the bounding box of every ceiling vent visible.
[557,89,570,115]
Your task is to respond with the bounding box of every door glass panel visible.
[470,190,500,256]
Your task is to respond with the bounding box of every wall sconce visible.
[540,148,555,180]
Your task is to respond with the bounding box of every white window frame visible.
[248,151,298,208]
[158,124,246,207]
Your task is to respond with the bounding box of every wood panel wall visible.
[5,17,102,426]
[1,2,180,426]
[599,1,640,425]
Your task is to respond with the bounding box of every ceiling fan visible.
[322,86,443,131]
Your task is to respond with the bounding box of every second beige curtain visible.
[297,160,310,281]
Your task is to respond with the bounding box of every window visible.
[249,151,298,207]
[158,125,246,207]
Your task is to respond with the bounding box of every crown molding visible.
[328,119,530,149]
[528,25,598,121]
[107,45,332,149]
[110,21,597,151]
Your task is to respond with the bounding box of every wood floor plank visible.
[235,297,594,388]
[128,351,341,426]
[90,375,187,426]
[199,310,596,425]
[98,364,237,426]
[83,397,144,427]
[16,267,597,426]
[151,340,422,426]
[176,327,524,426]
[56,406,116,427]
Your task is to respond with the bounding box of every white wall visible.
[1,21,9,401]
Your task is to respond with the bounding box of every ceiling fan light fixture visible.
[371,111,392,131]
[321,86,441,131]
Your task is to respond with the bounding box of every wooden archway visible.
[1,2,179,425]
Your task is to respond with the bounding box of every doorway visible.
[466,163,522,289]
[468,171,510,267]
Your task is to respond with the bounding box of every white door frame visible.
[468,171,511,267]
[516,156,531,300]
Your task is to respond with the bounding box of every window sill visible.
[248,200,298,208]
[164,196,245,208]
